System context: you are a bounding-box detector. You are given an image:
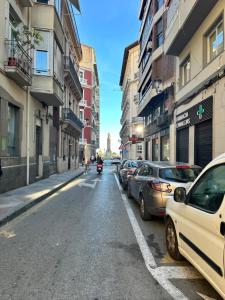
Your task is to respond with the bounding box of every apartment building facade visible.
[58,0,83,173]
[138,0,175,161]
[119,41,145,160]
[165,0,225,167]
[0,0,82,193]
[79,44,100,161]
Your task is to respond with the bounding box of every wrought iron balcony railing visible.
[62,108,84,130]
[64,56,82,98]
[4,40,32,86]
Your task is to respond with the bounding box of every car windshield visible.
[129,161,139,168]
[159,167,202,183]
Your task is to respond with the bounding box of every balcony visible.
[31,74,63,106]
[79,99,87,107]
[138,85,157,116]
[132,117,144,124]
[165,0,217,56]
[64,56,82,100]
[4,40,32,86]
[62,108,84,134]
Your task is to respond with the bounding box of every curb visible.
[0,170,84,228]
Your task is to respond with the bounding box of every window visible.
[34,31,49,75]
[207,20,224,63]
[155,18,164,48]
[35,50,48,74]
[161,135,170,161]
[188,164,225,213]
[9,6,20,40]
[160,167,201,183]
[152,138,159,161]
[155,0,164,12]
[7,104,18,156]
[137,144,142,156]
[37,0,48,3]
[138,164,153,176]
[79,70,84,80]
[54,39,63,84]
[181,56,191,86]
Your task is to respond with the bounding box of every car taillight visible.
[148,181,172,193]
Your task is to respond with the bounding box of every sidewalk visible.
[0,168,84,227]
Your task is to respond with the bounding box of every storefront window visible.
[161,135,170,161]
[152,138,159,161]
[8,104,18,156]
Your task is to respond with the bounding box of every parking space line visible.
[114,173,196,300]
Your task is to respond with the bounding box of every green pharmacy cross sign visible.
[197,104,205,120]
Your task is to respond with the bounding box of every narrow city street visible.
[0,166,222,300]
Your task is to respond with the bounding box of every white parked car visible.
[165,154,225,299]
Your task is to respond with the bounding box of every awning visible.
[69,0,81,12]
[138,91,166,117]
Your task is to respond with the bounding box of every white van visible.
[166,154,225,299]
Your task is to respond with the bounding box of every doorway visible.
[36,125,42,177]
[195,119,212,167]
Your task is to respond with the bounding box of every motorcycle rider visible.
[97,155,103,164]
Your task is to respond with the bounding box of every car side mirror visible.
[174,187,186,203]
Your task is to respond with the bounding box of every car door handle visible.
[220,222,225,236]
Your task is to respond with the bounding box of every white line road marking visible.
[78,182,97,189]
[91,179,103,182]
[0,230,16,239]
[114,173,202,300]
[121,189,157,269]
[155,266,201,279]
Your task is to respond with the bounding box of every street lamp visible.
[136,124,144,135]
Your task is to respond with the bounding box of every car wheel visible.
[165,218,183,261]
[119,174,122,183]
[127,183,132,198]
[122,181,127,190]
[140,195,152,221]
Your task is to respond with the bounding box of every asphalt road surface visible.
[0,165,222,300]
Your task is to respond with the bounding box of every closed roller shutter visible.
[176,127,189,163]
[195,119,212,167]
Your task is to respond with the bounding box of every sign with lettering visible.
[176,96,213,130]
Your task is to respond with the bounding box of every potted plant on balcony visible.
[8,26,43,69]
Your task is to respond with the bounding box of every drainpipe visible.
[26,7,31,186]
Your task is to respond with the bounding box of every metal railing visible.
[5,40,32,79]
[64,56,82,95]
[62,108,84,129]
[79,99,87,107]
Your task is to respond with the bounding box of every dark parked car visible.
[127,161,202,220]
[119,160,143,189]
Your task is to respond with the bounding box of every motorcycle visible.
[97,163,103,174]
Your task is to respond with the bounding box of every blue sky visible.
[75,0,140,152]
